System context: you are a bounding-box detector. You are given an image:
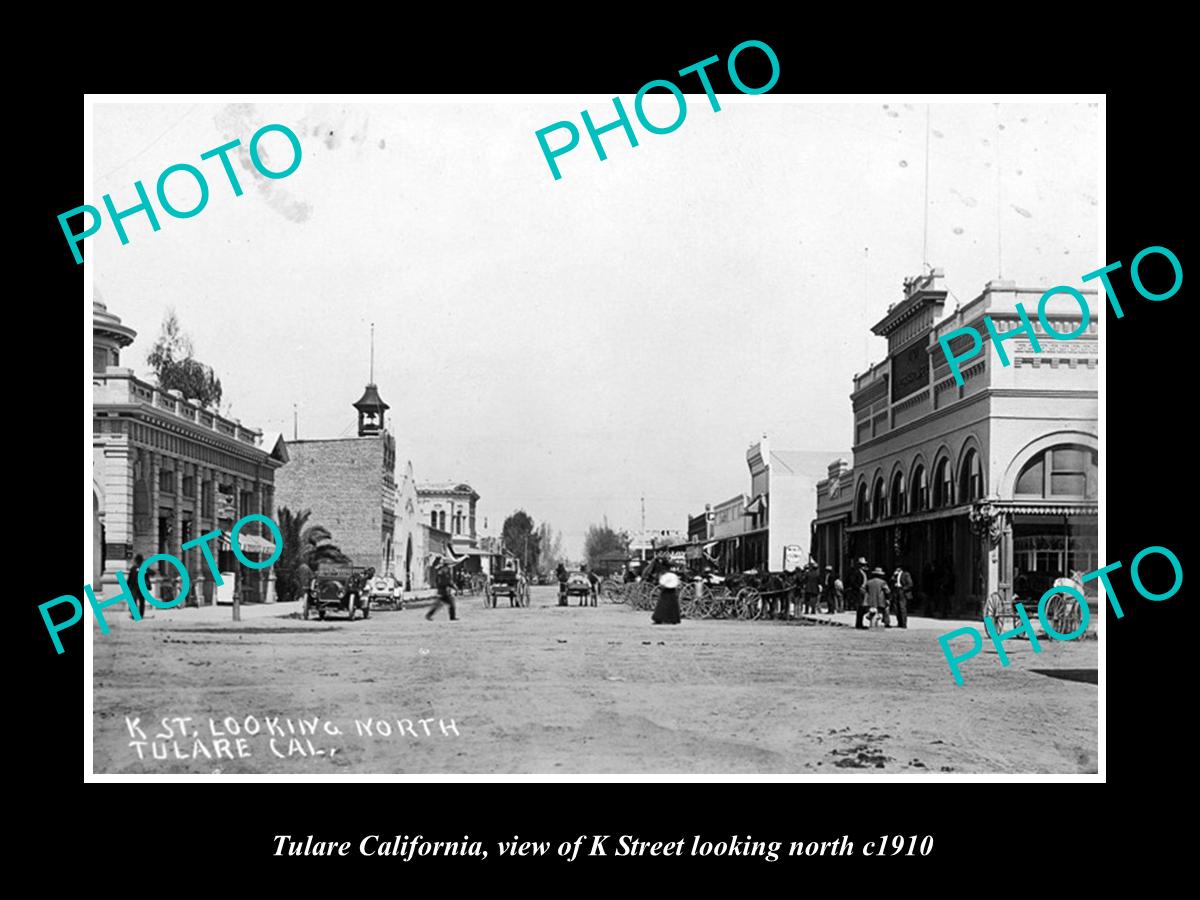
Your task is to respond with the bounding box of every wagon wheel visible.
[704,586,728,619]
[678,583,696,618]
[983,591,1007,633]
[1051,593,1083,637]
[736,588,762,620]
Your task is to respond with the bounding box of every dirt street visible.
[93,585,1098,774]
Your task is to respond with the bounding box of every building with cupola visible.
[274,381,399,576]
[92,294,285,603]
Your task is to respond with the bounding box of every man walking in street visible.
[892,563,912,629]
[426,558,458,621]
[849,557,869,628]
[864,566,891,629]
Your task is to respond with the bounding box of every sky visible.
[91,98,1099,557]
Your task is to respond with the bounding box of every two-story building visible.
[93,295,285,604]
[416,482,480,555]
[813,269,1098,616]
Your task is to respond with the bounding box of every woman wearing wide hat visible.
[652,570,681,625]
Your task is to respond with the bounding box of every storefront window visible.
[855,484,869,523]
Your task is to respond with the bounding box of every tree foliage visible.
[147,309,224,408]
[273,507,351,602]
[501,510,541,573]
[535,521,564,575]
[584,523,631,572]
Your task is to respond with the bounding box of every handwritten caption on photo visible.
[273,833,933,861]
[124,714,460,763]
[535,39,780,181]
[938,544,1182,684]
[44,512,283,653]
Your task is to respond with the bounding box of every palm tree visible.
[274,507,351,602]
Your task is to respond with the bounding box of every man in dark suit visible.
[426,559,458,621]
[127,554,148,618]
[849,557,869,628]
[892,563,913,628]
[864,566,891,628]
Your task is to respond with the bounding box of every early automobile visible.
[304,565,372,621]
[367,573,403,610]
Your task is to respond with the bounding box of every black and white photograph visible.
[86,93,1100,776]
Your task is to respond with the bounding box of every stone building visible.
[93,295,284,603]
[274,383,398,574]
[812,269,1098,616]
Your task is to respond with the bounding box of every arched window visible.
[890,471,905,517]
[1015,444,1097,499]
[872,478,886,520]
[959,448,983,502]
[855,483,870,522]
[438,510,446,531]
[933,458,953,508]
[911,465,928,512]
[430,511,437,529]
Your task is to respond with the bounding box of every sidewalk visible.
[790,610,982,631]
[142,588,445,623]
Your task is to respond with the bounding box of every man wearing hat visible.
[848,557,869,628]
[821,565,838,613]
[864,566,892,628]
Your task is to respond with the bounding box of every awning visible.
[219,531,278,555]
[745,495,767,515]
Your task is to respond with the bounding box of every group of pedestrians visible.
[843,557,913,630]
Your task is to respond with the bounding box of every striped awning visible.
[219,531,278,555]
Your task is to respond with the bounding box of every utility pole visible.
[641,495,645,532]
[293,403,298,441]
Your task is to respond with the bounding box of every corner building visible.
[813,270,1098,616]
[93,296,284,603]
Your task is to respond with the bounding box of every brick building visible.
[274,383,398,574]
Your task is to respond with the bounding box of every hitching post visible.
[233,564,242,622]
